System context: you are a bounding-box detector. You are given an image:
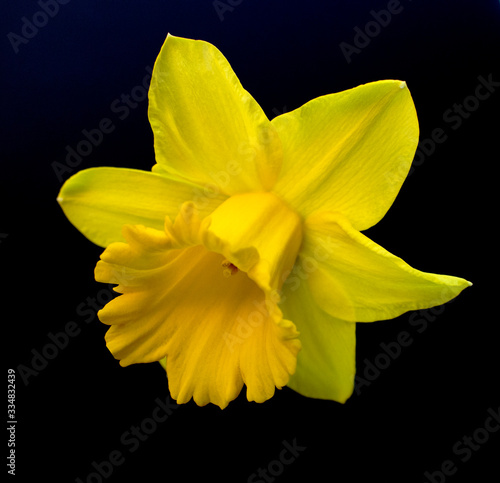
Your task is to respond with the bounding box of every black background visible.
[2,1,499,482]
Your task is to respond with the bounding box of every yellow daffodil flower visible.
[57,34,471,409]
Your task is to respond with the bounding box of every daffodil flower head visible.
[57,34,471,409]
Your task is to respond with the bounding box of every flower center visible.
[221,259,239,277]
[203,191,303,293]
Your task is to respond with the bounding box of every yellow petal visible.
[281,279,356,403]
[57,167,227,247]
[95,203,301,408]
[301,211,472,322]
[149,34,282,194]
[271,80,419,231]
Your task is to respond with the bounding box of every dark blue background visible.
[2,1,499,482]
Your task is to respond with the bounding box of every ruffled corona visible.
[95,194,303,408]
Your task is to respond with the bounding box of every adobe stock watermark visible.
[180,123,282,223]
[354,292,454,395]
[423,406,500,483]
[339,0,409,64]
[176,105,287,223]
[271,106,288,118]
[75,396,179,483]
[409,73,499,175]
[52,66,153,183]
[213,0,244,22]
[7,0,72,54]
[247,438,306,483]
[16,284,117,386]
